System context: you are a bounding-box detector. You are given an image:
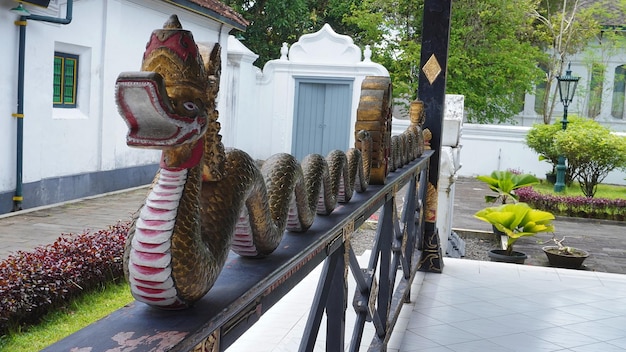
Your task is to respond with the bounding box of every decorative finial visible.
[280,43,289,60]
[363,45,372,62]
[163,14,183,29]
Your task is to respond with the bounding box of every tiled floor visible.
[402,259,626,351]
[227,257,626,351]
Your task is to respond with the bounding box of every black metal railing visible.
[44,151,434,352]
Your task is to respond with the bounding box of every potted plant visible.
[477,170,539,204]
[540,235,589,269]
[474,203,555,264]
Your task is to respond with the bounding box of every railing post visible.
[326,241,347,351]
[417,0,452,273]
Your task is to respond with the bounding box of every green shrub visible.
[476,170,539,204]
[555,119,626,197]
[525,116,585,185]
[525,120,561,174]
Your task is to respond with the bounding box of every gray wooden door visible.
[292,78,353,160]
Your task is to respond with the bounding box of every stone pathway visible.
[0,187,147,260]
[452,177,626,273]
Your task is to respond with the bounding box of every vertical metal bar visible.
[11,1,74,212]
[416,0,452,272]
[403,175,418,303]
[326,243,346,352]
[375,197,393,336]
[12,21,26,212]
[299,252,340,352]
[347,243,374,351]
[399,176,418,276]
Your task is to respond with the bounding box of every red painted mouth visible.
[115,72,207,148]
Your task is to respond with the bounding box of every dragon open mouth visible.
[115,71,207,148]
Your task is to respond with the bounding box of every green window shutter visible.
[53,52,78,108]
[53,56,62,104]
[63,58,76,104]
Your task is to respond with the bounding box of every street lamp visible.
[554,63,580,192]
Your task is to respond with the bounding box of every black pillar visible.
[417,0,452,272]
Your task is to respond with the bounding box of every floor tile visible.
[226,256,626,351]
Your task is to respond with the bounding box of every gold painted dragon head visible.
[115,15,225,177]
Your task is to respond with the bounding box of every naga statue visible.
[115,15,421,310]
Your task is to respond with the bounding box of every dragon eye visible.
[183,102,198,111]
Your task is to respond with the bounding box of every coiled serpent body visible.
[116,15,423,309]
[116,16,384,309]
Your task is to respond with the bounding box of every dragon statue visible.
[115,15,421,310]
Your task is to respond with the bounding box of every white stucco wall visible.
[0,0,234,201]
[458,124,626,185]
[224,25,389,161]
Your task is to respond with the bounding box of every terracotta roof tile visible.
[165,0,248,30]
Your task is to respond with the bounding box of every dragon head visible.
[116,14,209,149]
[116,15,225,172]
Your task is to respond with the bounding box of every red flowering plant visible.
[0,222,129,334]
[516,187,626,221]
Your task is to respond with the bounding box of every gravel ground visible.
[459,236,493,261]
[350,222,495,262]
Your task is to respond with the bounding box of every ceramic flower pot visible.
[487,249,527,264]
[542,246,589,269]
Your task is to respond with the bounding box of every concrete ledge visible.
[0,164,158,215]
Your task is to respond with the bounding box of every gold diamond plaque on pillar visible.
[423,54,442,85]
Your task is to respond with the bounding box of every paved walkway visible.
[0,186,147,260]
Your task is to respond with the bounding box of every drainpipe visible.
[11,1,73,211]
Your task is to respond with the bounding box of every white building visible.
[0,1,388,215]
[0,0,247,214]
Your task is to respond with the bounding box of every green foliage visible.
[474,202,555,254]
[476,170,539,204]
[525,120,561,173]
[346,0,545,122]
[447,0,545,123]
[554,118,626,197]
[344,0,424,100]
[222,0,363,67]
[222,0,311,66]
[222,0,625,124]
[526,116,589,183]
[0,281,132,351]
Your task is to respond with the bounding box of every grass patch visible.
[533,181,626,199]
[0,281,132,351]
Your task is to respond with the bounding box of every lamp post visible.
[554,63,580,192]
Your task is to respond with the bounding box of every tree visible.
[447,0,545,123]
[525,116,583,184]
[344,0,424,101]
[554,118,626,197]
[346,0,545,123]
[223,0,626,124]
[222,0,363,67]
[525,120,563,175]
[530,0,611,124]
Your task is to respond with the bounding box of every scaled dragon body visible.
[116,15,418,309]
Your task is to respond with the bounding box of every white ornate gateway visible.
[223,24,389,161]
